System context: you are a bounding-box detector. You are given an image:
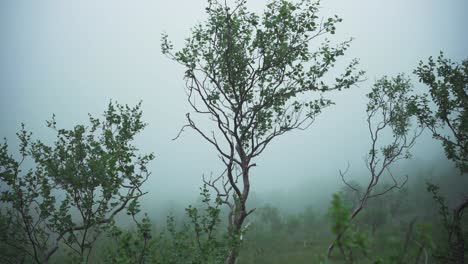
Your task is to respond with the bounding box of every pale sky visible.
[1,0,467,211]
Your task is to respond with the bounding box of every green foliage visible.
[367,74,421,161]
[0,212,27,263]
[328,194,351,236]
[412,53,467,263]
[155,184,229,263]
[159,214,194,263]
[103,214,156,264]
[425,182,460,262]
[96,178,229,264]
[426,183,451,230]
[0,102,154,263]
[332,73,423,260]
[85,172,465,264]
[413,53,467,174]
[184,184,228,262]
[328,193,369,263]
[162,0,363,149]
[163,1,363,262]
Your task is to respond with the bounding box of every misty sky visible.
[1,0,467,208]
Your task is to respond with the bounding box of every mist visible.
[1,0,467,263]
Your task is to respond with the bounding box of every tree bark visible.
[226,248,238,264]
[225,160,250,264]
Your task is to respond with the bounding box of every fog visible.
[1,0,467,216]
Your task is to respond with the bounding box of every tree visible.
[413,53,467,264]
[414,53,467,174]
[327,193,369,264]
[104,214,155,264]
[161,0,363,262]
[329,75,423,258]
[0,102,154,263]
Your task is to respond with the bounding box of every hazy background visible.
[1,0,467,214]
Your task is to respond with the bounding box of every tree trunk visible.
[226,248,238,264]
[225,160,250,264]
[328,196,368,258]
